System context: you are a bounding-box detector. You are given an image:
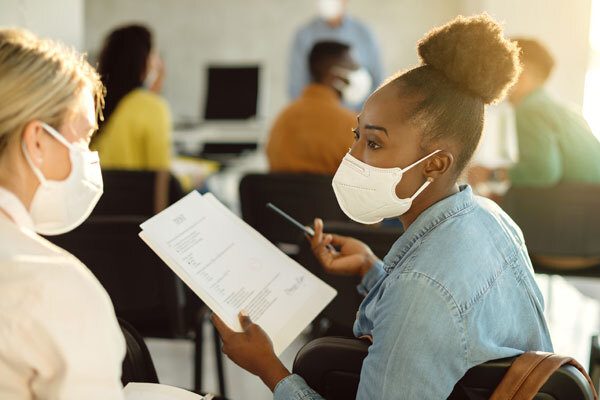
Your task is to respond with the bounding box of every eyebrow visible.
[357,116,389,136]
[364,124,388,136]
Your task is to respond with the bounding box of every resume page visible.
[139,191,336,355]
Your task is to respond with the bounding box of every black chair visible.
[95,169,185,216]
[292,336,597,400]
[296,221,402,336]
[239,173,351,256]
[501,184,600,277]
[47,215,226,396]
[119,318,159,386]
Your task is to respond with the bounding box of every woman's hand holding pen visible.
[309,218,379,277]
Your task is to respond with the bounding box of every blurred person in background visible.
[92,24,172,211]
[267,41,361,175]
[288,0,383,109]
[467,101,518,201]
[0,28,125,399]
[508,38,600,187]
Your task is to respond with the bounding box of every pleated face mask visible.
[332,150,441,224]
[23,122,103,236]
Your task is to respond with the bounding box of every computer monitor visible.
[203,65,260,121]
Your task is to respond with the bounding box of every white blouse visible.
[0,187,125,399]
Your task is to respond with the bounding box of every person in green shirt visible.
[507,38,600,187]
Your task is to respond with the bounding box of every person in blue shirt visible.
[213,14,553,399]
[288,0,384,109]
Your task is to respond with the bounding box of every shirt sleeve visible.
[273,374,324,400]
[356,272,467,399]
[510,110,562,186]
[143,96,172,170]
[361,25,384,90]
[288,29,308,100]
[20,261,126,400]
[357,260,385,296]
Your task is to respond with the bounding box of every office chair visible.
[48,215,226,396]
[94,169,185,216]
[501,183,600,277]
[239,173,351,256]
[296,221,402,337]
[119,318,159,385]
[292,336,598,400]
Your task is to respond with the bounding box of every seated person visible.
[213,15,552,399]
[508,38,600,187]
[0,29,124,398]
[266,41,357,175]
[93,24,172,211]
[467,100,518,200]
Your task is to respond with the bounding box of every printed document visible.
[139,191,336,355]
[123,382,212,400]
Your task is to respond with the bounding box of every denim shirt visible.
[274,186,552,400]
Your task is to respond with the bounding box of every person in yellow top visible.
[266,41,366,175]
[92,25,172,210]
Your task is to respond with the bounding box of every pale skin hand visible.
[211,218,379,391]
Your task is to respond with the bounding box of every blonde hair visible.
[0,28,104,156]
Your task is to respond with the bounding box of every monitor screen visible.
[203,65,259,120]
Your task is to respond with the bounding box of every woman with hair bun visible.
[212,14,552,399]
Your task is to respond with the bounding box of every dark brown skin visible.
[212,83,461,392]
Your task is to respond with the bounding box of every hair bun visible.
[417,14,520,104]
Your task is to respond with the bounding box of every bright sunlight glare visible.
[583,0,600,139]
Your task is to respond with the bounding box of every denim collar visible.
[383,185,476,273]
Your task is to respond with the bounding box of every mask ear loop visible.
[39,122,73,149]
[21,141,47,185]
[410,177,434,200]
[400,149,442,173]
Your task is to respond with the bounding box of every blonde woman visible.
[0,29,125,398]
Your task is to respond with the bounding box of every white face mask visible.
[333,67,373,105]
[317,0,344,20]
[332,150,441,224]
[22,122,103,236]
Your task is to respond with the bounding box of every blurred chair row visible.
[501,183,600,276]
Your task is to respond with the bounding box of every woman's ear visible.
[423,150,454,179]
[21,121,45,167]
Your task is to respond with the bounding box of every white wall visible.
[461,0,592,107]
[0,0,84,49]
[84,0,460,125]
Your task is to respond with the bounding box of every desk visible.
[173,122,266,156]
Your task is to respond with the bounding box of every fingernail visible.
[240,309,249,317]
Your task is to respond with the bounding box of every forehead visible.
[361,83,417,130]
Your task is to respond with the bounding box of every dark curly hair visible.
[96,25,152,133]
[390,14,520,173]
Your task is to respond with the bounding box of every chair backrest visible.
[501,184,600,258]
[47,215,186,338]
[95,169,185,216]
[119,318,159,386]
[239,173,350,253]
[292,337,596,400]
[296,222,402,336]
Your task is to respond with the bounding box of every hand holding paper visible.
[139,191,336,355]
